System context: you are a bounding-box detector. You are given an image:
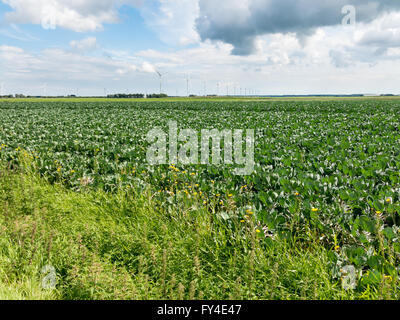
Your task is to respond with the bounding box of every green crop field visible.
[1,99,400,299]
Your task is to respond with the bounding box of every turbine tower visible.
[156,70,168,94]
[42,83,47,97]
[185,74,190,97]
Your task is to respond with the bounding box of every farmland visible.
[1,99,400,299]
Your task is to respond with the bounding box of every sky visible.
[0,0,400,96]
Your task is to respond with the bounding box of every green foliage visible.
[107,93,145,99]
[0,168,395,300]
[1,99,400,299]
[146,93,169,99]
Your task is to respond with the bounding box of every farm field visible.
[1,99,400,299]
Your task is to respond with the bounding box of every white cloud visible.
[140,0,200,46]
[356,11,400,48]
[2,38,400,96]
[70,37,98,52]
[0,44,164,95]
[139,61,156,73]
[196,0,400,55]
[1,0,144,32]
[2,1,400,95]
[0,45,146,80]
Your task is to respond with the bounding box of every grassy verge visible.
[0,166,396,300]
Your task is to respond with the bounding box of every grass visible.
[0,164,397,300]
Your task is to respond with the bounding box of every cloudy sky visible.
[1,0,400,96]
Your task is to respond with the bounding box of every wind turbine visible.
[41,83,47,97]
[156,70,168,94]
[185,74,190,97]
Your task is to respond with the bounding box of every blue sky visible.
[0,3,168,54]
[1,0,400,96]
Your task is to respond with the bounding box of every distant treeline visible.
[146,93,168,98]
[1,93,398,99]
[107,93,168,99]
[107,93,145,98]
[0,93,169,99]
[0,95,78,99]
